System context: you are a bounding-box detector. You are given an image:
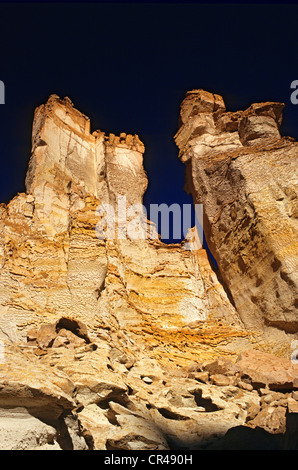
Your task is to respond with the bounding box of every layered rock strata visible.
[175,89,298,343]
[0,92,297,449]
[0,94,247,352]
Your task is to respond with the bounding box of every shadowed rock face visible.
[175,89,298,338]
[0,92,297,450]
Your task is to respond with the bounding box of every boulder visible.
[236,349,298,390]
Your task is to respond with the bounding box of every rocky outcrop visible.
[0,94,248,353]
[0,92,297,449]
[2,338,298,450]
[175,89,298,344]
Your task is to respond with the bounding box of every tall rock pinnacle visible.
[175,89,298,336]
[25,94,147,237]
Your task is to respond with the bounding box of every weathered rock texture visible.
[0,92,297,450]
[0,94,248,354]
[175,89,298,344]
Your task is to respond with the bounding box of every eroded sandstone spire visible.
[25,94,147,237]
[175,89,298,338]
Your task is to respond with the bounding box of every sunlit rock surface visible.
[0,93,297,450]
[175,89,298,344]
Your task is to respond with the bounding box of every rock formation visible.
[175,89,298,343]
[0,91,297,450]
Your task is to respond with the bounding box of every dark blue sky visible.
[0,2,297,242]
